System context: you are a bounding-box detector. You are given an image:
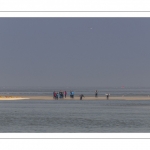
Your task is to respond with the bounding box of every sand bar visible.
[1,96,150,101]
[0,96,30,100]
[2,96,149,101]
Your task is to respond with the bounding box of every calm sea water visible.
[1,87,150,96]
[0,99,150,133]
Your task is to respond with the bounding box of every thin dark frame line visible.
[1,11,150,12]
[0,138,150,139]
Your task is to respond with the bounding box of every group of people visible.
[53,90,76,99]
[53,90,84,100]
[53,90,110,100]
[53,91,67,99]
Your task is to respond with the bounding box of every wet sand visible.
[28,96,150,100]
[0,96,150,101]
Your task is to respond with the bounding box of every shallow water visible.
[0,99,150,132]
[1,86,150,97]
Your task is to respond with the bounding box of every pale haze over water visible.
[0,18,150,87]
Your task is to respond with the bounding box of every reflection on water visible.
[0,100,150,132]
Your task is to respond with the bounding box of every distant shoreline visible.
[1,96,150,100]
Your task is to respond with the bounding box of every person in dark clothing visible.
[56,92,58,100]
[106,94,110,100]
[59,91,64,98]
[70,91,72,98]
[80,94,84,100]
[72,91,74,98]
[95,90,98,97]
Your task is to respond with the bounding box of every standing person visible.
[59,91,61,98]
[54,92,57,99]
[56,92,59,100]
[59,91,63,99]
[72,91,74,98]
[70,91,72,98]
[95,90,98,97]
[80,94,84,100]
[53,91,56,99]
[106,93,110,100]
[64,91,67,98]
[61,91,64,98]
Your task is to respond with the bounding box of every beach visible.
[24,95,150,100]
[0,96,30,100]
[1,95,150,100]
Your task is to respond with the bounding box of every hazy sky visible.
[0,18,150,88]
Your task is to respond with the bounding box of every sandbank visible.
[13,96,150,101]
[1,96,150,101]
[0,96,29,100]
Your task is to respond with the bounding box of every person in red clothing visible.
[53,91,56,99]
[64,91,67,98]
